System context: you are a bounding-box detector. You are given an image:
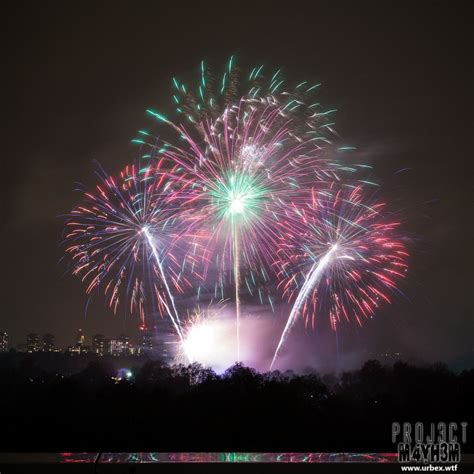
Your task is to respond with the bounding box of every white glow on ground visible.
[180,309,257,373]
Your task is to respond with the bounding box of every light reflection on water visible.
[99,452,398,463]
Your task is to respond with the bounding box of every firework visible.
[136,58,348,359]
[270,184,409,368]
[63,57,409,371]
[63,160,198,353]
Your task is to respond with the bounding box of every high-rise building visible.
[0,331,7,352]
[109,338,128,356]
[140,328,175,363]
[118,334,130,355]
[67,329,89,355]
[155,323,176,364]
[76,329,85,347]
[92,334,107,356]
[118,334,129,345]
[140,333,153,351]
[105,334,131,356]
[67,344,81,355]
[26,334,41,353]
[160,341,174,364]
[42,333,55,352]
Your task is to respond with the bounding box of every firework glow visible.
[64,58,409,371]
[179,306,254,372]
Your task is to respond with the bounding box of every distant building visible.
[92,334,107,356]
[161,341,174,364]
[140,333,153,351]
[0,331,7,352]
[27,334,41,352]
[67,344,80,355]
[109,338,128,356]
[106,334,133,356]
[76,329,85,347]
[68,329,89,355]
[128,344,143,356]
[156,324,176,364]
[118,334,131,355]
[140,328,175,363]
[379,349,403,360]
[67,344,90,355]
[42,333,55,352]
[155,338,175,365]
[118,334,129,345]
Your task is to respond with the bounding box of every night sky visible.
[4,2,473,367]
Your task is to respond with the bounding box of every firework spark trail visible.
[142,226,191,361]
[232,221,241,361]
[270,243,339,370]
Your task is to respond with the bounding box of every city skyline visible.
[0,327,175,358]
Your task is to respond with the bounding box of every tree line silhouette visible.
[0,352,472,452]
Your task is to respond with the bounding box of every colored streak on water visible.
[99,452,398,463]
